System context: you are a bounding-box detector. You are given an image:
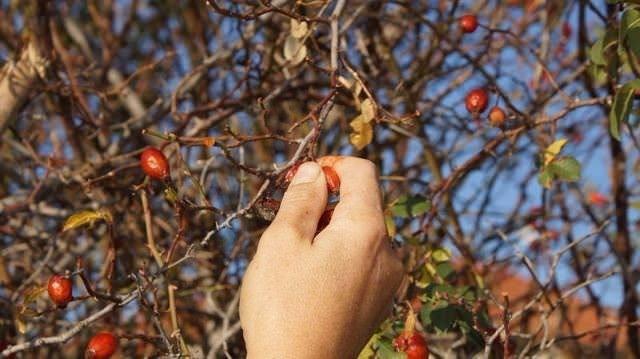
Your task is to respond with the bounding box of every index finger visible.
[317,156,384,227]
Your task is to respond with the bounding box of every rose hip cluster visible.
[43,275,117,358]
[459,13,508,128]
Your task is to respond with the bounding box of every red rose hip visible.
[47,275,73,308]
[465,88,489,114]
[322,166,340,193]
[459,14,478,33]
[284,163,301,183]
[85,331,118,359]
[140,147,170,180]
[488,106,506,127]
[393,332,429,359]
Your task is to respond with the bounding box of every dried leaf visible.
[290,19,308,39]
[353,81,363,98]
[62,209,112,232]
[349,114,374,150]
[24,286,46,304]
[360,98,376,123]
[283,35,307,66]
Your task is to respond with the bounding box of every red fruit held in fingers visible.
[285,163,340,193]
[465,88,489,114]
[322,166,340,193]
[47,275,73,308]
[459,14,478,33]
[140,147,170,180]
[85,332,118,359]
[393,332,429,359]
[284,163,301,183]
[488,106,506,127]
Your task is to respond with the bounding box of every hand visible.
[240,156,404,359]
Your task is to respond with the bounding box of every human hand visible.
[239,156,404,359]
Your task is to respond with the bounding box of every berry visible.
[322,166,340,193]
[47,275,73,308]
[588,191,608,207]
[284,163,301,183]
[562,22,572,38]
[140,147,170,180]
[488,106,506,127]
[465,88,489,114]
[0,340,15,359]
[459,14,478,33]
[393,332,429,359]
[85,331,118,359]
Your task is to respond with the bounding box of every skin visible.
[240,156,404,359]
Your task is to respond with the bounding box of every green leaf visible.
[538,167,554,189]
[391,195,431,218]
[430,305,457,332]
[589,36,606,66]
[620,9,640,51]
[547,157,581,182]
[375,341,405,359]
[627,27,640,58]
[420,302,433,326]
[609,79,640,139]
[435,262,454,279]
[457,320,485,349]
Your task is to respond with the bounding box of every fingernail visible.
[291,162,320,184]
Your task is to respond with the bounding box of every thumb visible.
[272,162,328,240]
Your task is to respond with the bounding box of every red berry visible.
[459,14,478,33]
[488,106,506,127]
[85,331,118,359]
[317,207,334,233]
[393,332,429,359]
[322,166,340,193]
[140,147,170,180]
[0,340,15,359]
[588,191,608,207]
[47,275,73,308]
[562,22,572,38]
[284,163,301,183]
[465,88,489,114]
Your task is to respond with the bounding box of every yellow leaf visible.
[431,248,451,263]
[384,210,396,238]
[62,209,112,232]
[15,316,27,334]
[543,138,568,166]
[357,332,380,359]
[283,35,307,66]
[24,286,46,304]
[349,115,373,150]
[360,98,376,123]
[290,19,308,39]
